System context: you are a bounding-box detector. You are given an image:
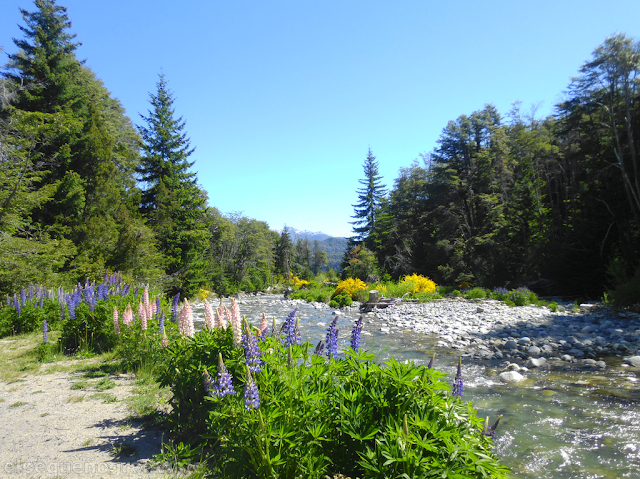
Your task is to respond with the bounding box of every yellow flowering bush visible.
[402,274,437,294]
[199,289,211,300]
[332,277,368,298]
[290,273,310,287]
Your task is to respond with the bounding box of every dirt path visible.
[0,361,171,478]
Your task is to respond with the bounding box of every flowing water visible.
[192,295,640,479]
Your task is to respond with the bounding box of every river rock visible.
[499,371,524,383]
[625,356,640,367]
[526,357,547,368]
[527,346,541,357]
[505,340,518,350]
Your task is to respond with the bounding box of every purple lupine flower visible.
[123,284,130,297]
[28,284,34,302]
[20,288,26,307]
[156,297,161,318]
[326,316,339,359]
[452,357,464,399]
[39,294,44,309]
[158,312,165,334]
[281,308,299,346]
[242,321,263,373]
[484,415,502,441]
[133,287,139,298]
[13,294,21,316]
[42,320,48,344]
[60,303,65,321]
[314,340,325,356]
[171,293,180,322]
[350,315,363,352]
[244,367,260,411]
[428,353,435,369]
[209,354,236,398]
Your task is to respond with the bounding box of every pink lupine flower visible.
[179,299,195,338]
[138,301,148,330]
[204,299,215,330]
[161,331,169,349]
[214,308,226,329]
[224,306,232,329]
[230,299,242,347]
[113,307,120,335]
[123,304,134,328]
[259,312,268,338]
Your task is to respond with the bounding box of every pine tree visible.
[350,148,387,248]
[137,73,211,295]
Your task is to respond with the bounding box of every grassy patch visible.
[31,389,44,394]
[0,398,5,403]
[82,438,95,446]
[90,392,117,403]
[9,401,28,408]
[71,380,89,390]
[67,395,85,403]
[95,377,116,390]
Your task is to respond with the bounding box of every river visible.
[191,295,640,479]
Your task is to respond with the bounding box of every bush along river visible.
[191,294,640,479]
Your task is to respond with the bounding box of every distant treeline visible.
[347,34,640,299]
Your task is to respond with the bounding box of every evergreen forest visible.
[1,0,639,303]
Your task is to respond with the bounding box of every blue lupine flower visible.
[484,415,502,441]
[326,316,339,359]
[123,284,130,297]
[60,303,65,321]
[350,315,363,352]
[13,294,21,316]
[39,294,44,309]
[20,288,26,307]
[428,353,435,369]
[314,340,325,356]
[28,284,34,302]
[242,321,263,373]
[158,312,165,334]
[452,357,464,399]
[42,320,48,344]
[156,297,161,319]
[281,308,299,346]
[212,354,236,397]
[171,293,180,322]
[244,368,260,411]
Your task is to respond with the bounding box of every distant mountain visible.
[280,227,348,270]
[280,227,332,242]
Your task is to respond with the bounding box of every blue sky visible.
[2,0,640,237]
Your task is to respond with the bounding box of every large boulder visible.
[499,371,525,383]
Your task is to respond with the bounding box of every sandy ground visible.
[0,362,171,479]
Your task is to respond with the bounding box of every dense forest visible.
[1,0,638,302]
[348,36,640,300]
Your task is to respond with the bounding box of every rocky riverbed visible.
[248,295,640,382]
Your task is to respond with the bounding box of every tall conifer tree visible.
[137,74,211,295]
[350,148,387,248]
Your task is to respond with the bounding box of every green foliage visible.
[331,292,353,308]
[196,341,508,478]
[350,148,387,248]
[289,283,334,303]
[606,260,640,306]
[158,327,245,439]
[59,302,116,354]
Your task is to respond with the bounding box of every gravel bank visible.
[0,362,167,479]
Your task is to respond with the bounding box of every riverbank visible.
[0,338,171,479]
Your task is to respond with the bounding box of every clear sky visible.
[2,1,640,238]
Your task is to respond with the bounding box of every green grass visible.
[67,395,85,403]
[95,377,116,390]
[90,392,117,403]
[9,401,28,408]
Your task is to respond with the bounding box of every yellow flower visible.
[199,289,211,300]
[333,278,368,298]
[402,274,437,294]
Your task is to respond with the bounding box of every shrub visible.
[401,274,437,294]
[465,287,487,300]
[201,342,509,478]
[332,278,368,299]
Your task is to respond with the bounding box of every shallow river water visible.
[192,295,640,479]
